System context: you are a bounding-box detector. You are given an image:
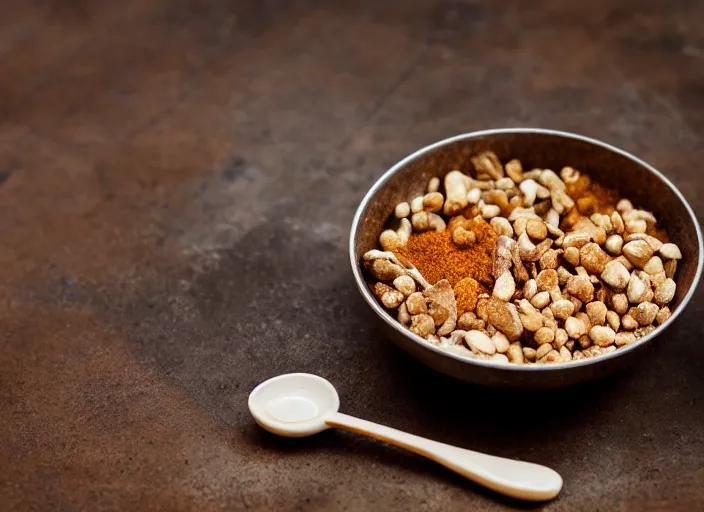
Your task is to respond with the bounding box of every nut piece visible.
[368,258,405,281]
[491,332,510,354]
[423,280,457,336]
[536,343,552,360]
[412,211,446,232]
[507,342,524,364]
[505,159,523,183]
[379,230,403,251]
[622,240,654,268]
[428,177,440,193]
[615,332,636,347]
[621,314,638,331]
[410,314,435,337]
[563,246,579,267]
[411,196,424,213]
[565,275,594,303]
[472,151,504,181]
[539,249,561,270]
[395,202,411,219]
[606,310,620,332]
[604,235,623,255]
[550,299,575,320]
[559,346,572,362]
[465,330,496,355]
[490,217,514,237]
[397,303,410,325]
[655,306,672,325]
[562,231,592,249]
[610,293,629,314]
[633,302,659,326]
[492,271,516,301]
[374,282,404,308]
[523,347,537,361]
[457,312,476,331]
[643,256,664,275]
[423,192,444,213]
[580,243,611,275]
[659,243,682,260]
[487,298,524,340]
[452,226,477,247]
[393,275,416,296]
[586,301,607,326]
[406,292,427,315]
[601,260,631,290]
[536,269,559,292]
[443,171,469,215]
[467,188,482,204]
[589,325,616,347]
[564,316,585,338]
[530,291,551,309]
[664,259,678,279]
[625,219,647,233]
[534,327,555,345]
[611,211,625,234]
[627,272,649,304]
[526,219,548,240]
[482,204,502,219]
[523,279,538,300]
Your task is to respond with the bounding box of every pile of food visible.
[363,152,682,364]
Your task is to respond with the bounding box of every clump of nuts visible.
[364,153,682,365]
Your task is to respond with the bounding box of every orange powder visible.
[397,218,497,289]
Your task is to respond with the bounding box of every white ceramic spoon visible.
[248,373,563,501]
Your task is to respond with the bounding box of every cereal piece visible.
[589,325,616,347]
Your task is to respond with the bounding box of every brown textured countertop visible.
[1,1,703,510]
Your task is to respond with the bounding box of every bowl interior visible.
[353,130,701,348]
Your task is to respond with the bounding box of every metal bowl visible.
[349,129,703,389]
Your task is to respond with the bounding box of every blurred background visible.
[1,1,702,510]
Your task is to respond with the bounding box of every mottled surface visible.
[0,0,703,510]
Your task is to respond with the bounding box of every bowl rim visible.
[349,128,704,372]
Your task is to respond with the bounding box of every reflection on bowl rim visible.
[349,128,704,372]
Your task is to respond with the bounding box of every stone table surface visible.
[1,1,703,510]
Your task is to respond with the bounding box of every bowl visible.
[349,129,703,389]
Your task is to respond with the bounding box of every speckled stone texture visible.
[0,0,702,510]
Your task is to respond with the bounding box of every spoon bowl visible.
[248,373,339,437]
[249,373,563,501]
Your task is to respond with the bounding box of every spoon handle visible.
[325,412,562,501]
